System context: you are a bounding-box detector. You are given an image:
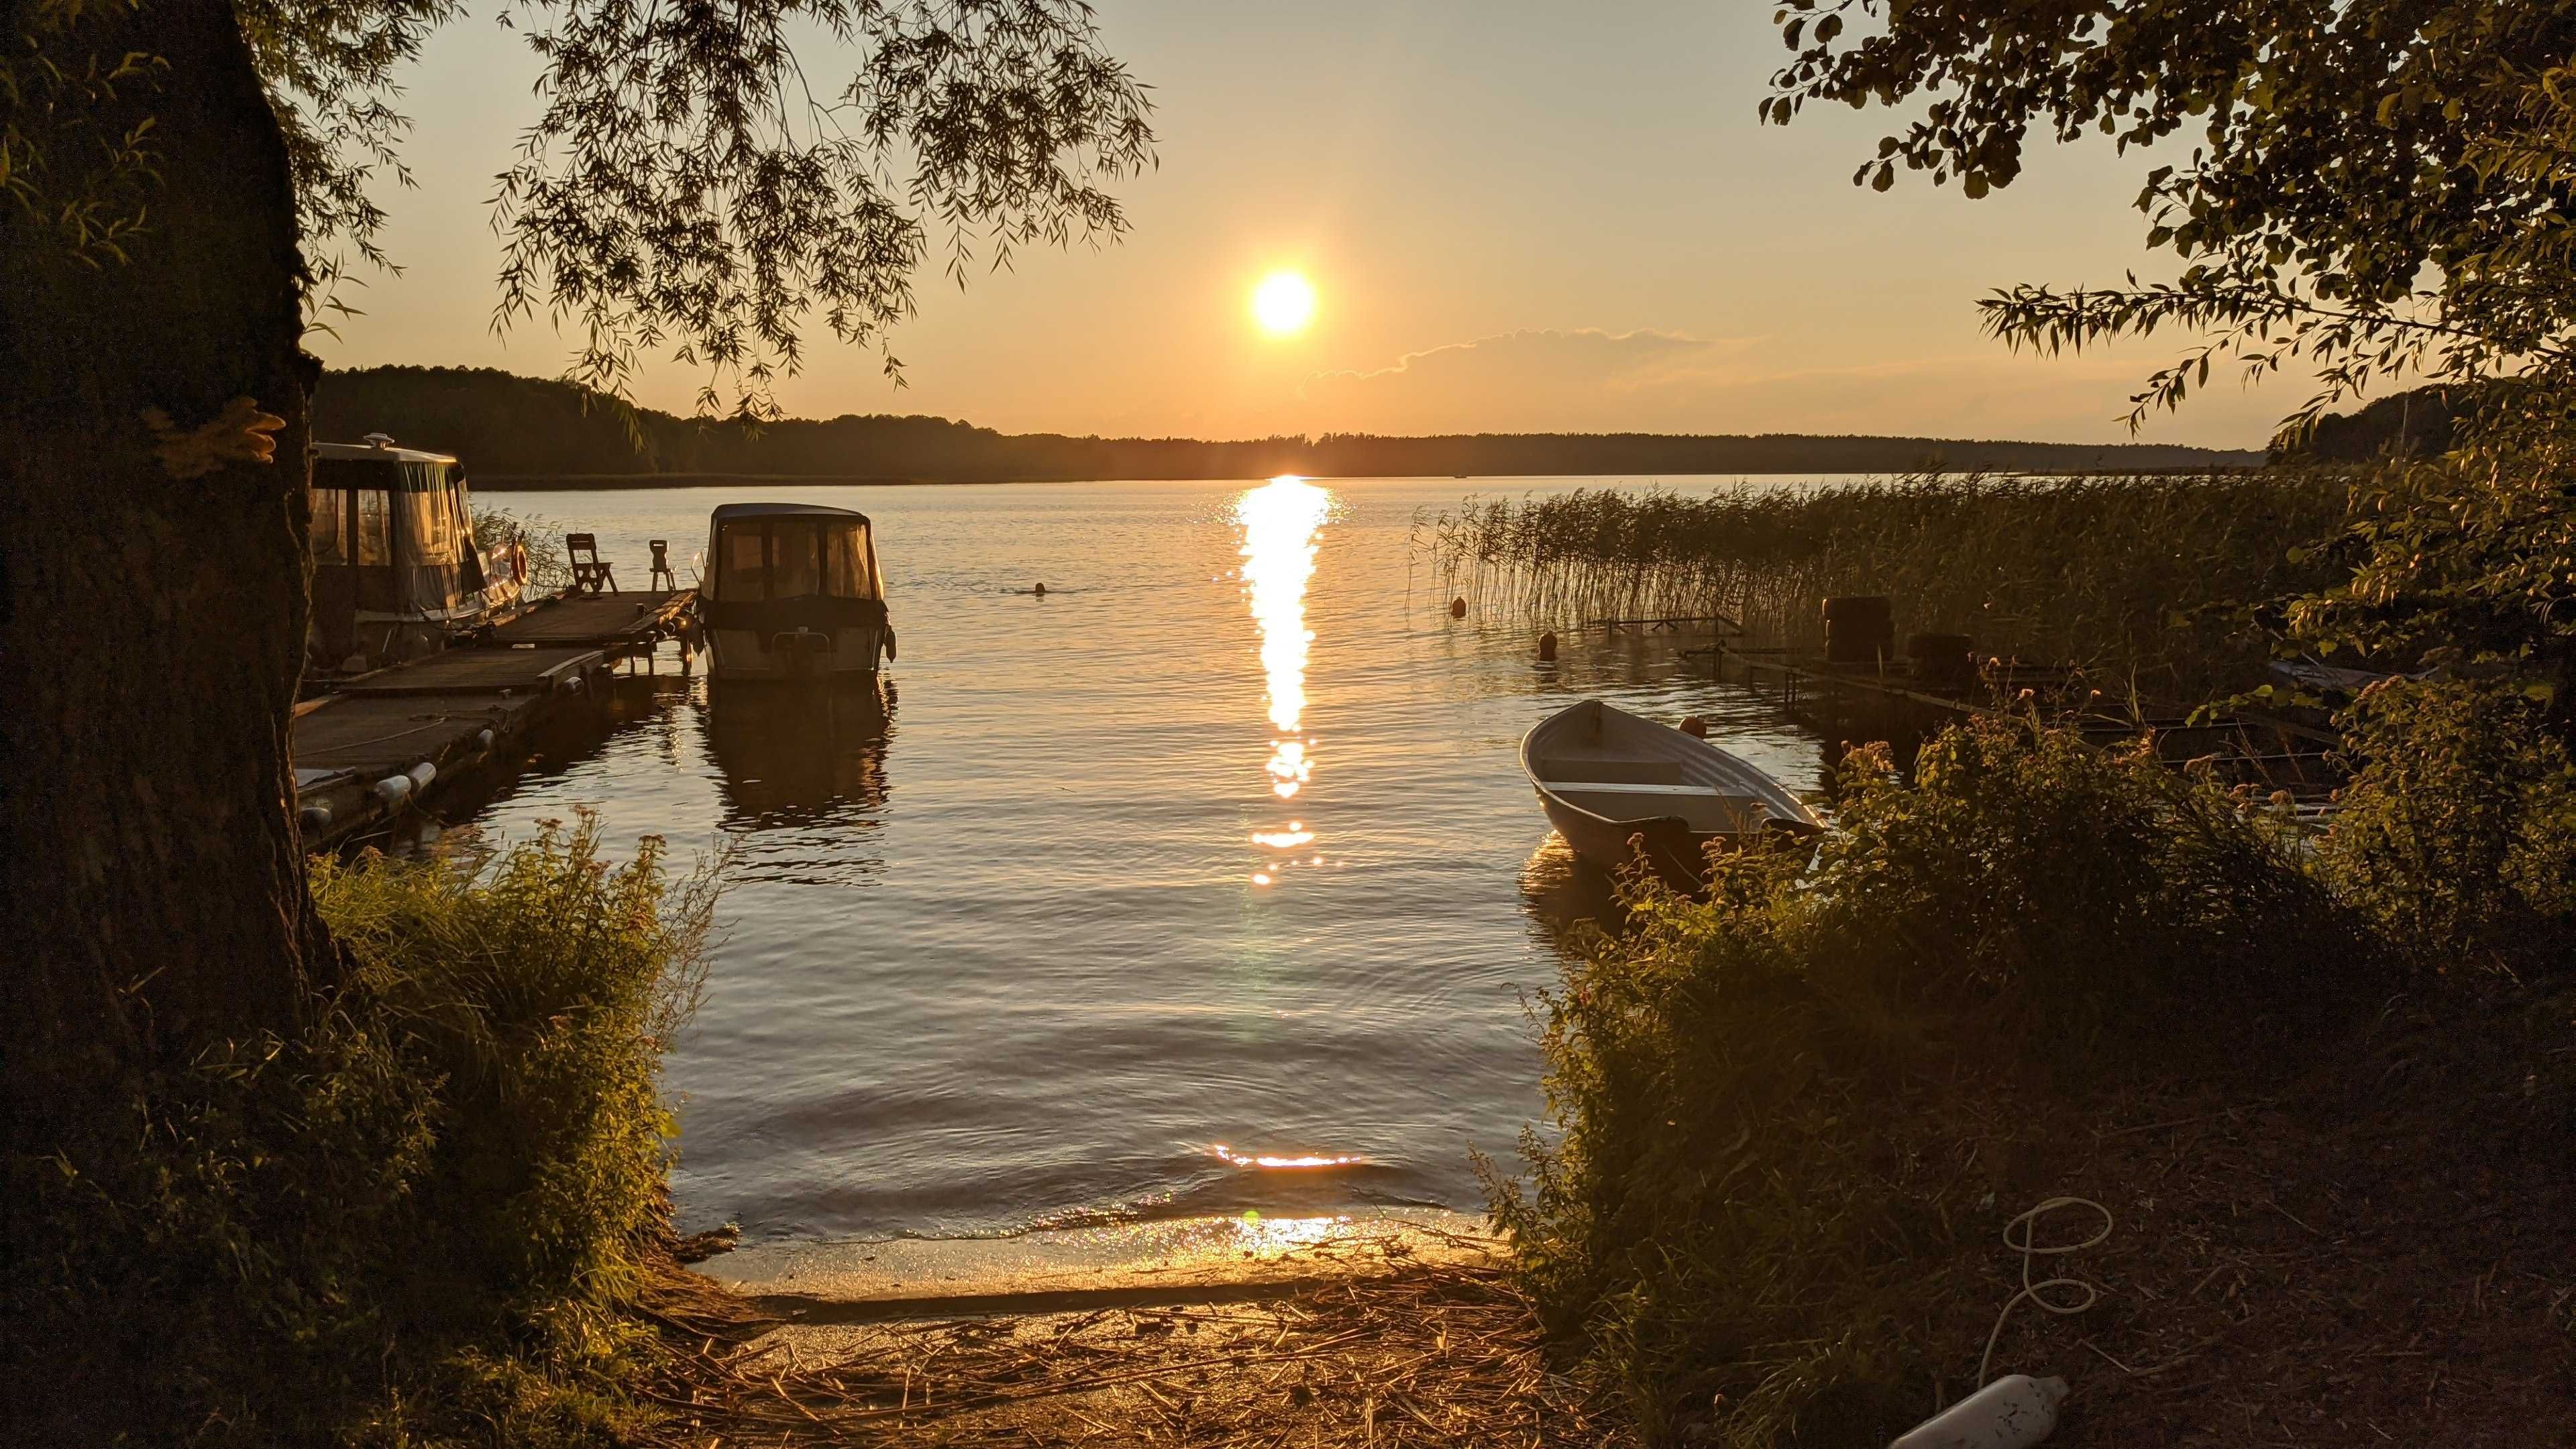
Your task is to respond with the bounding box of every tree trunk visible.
[1,1,329,1126]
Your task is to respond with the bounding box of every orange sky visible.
[315,1,2303,448]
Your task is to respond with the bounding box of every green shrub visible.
[311,820,710,1314]
[1485,719,2363,1444]
[2318,680,2576,974]
[8,816,714,1447]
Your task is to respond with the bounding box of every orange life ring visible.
[508,545,527,583]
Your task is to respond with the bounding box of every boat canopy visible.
[702,503,886,629]
[307,439,510,664]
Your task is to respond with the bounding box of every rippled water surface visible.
[449,478,1828,1242]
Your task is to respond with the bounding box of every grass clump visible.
[475,506,576,594]
[7,816,714,1447]
[1428,472,2347,696]
[1483,718,2366,1445]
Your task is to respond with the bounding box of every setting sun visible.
[1250,270,1317,335]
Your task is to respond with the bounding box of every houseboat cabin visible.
[700,502,894,682]
[307,437,525,670]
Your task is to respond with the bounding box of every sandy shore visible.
[646,1208,1616,1446]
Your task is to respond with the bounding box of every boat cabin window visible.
[716,517,877,600]
[722,525,767,592]
[773,525,821,598]
[354,488,392,567]
[304,486,390,566]
[824,522,874,598]
[313,455,455,570]
[309,487,349,566]
[400,468,464,566]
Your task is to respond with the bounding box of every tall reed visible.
[1426,472,2349,698]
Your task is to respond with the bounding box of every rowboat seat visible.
[1534,756,1684,786]
[1549,788,1774,834]
[1546,782,1733,794]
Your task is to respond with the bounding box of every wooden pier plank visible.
[339,644,602,696]
[488,589,694,647]
[294,693,543,775]
[292,688,575,848]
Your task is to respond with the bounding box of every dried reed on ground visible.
[639,1258,1626,1449]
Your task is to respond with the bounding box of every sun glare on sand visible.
[1250,270,1317,336]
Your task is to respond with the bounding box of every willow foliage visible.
[7,0,1154,413]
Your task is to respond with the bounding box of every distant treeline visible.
[315,366,2266,484]
[2269,384,2467,463]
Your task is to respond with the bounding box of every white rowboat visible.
[1519,698,1823,884]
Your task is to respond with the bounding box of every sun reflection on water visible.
[1238,476,1330,881]
[1211,1144,1360,1169]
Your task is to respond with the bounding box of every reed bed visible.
[1423,472,2349,698]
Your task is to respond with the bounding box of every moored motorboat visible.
[1519,698,1822,883]
[306,436,528,670]
[699,502,894,682]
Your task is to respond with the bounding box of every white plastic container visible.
[1889,1375,2068,1449]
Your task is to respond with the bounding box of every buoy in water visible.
[1449,596,1467,619]
[1537,631,1558,661]
[1033,582,1047,596]
[1678,714,1709,739]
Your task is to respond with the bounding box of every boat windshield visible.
[716,518,877,600]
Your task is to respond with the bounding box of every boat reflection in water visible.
[1515,833,1630,959]
[702,676,896,835]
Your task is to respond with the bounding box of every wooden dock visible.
[292,587,699,849]
[339,643,604,697]
[488,589,695,655]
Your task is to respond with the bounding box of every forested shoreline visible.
[317,364,2265,482]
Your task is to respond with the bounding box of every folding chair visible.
[566,533,619,594]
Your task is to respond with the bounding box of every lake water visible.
[448,476,1828,1243]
